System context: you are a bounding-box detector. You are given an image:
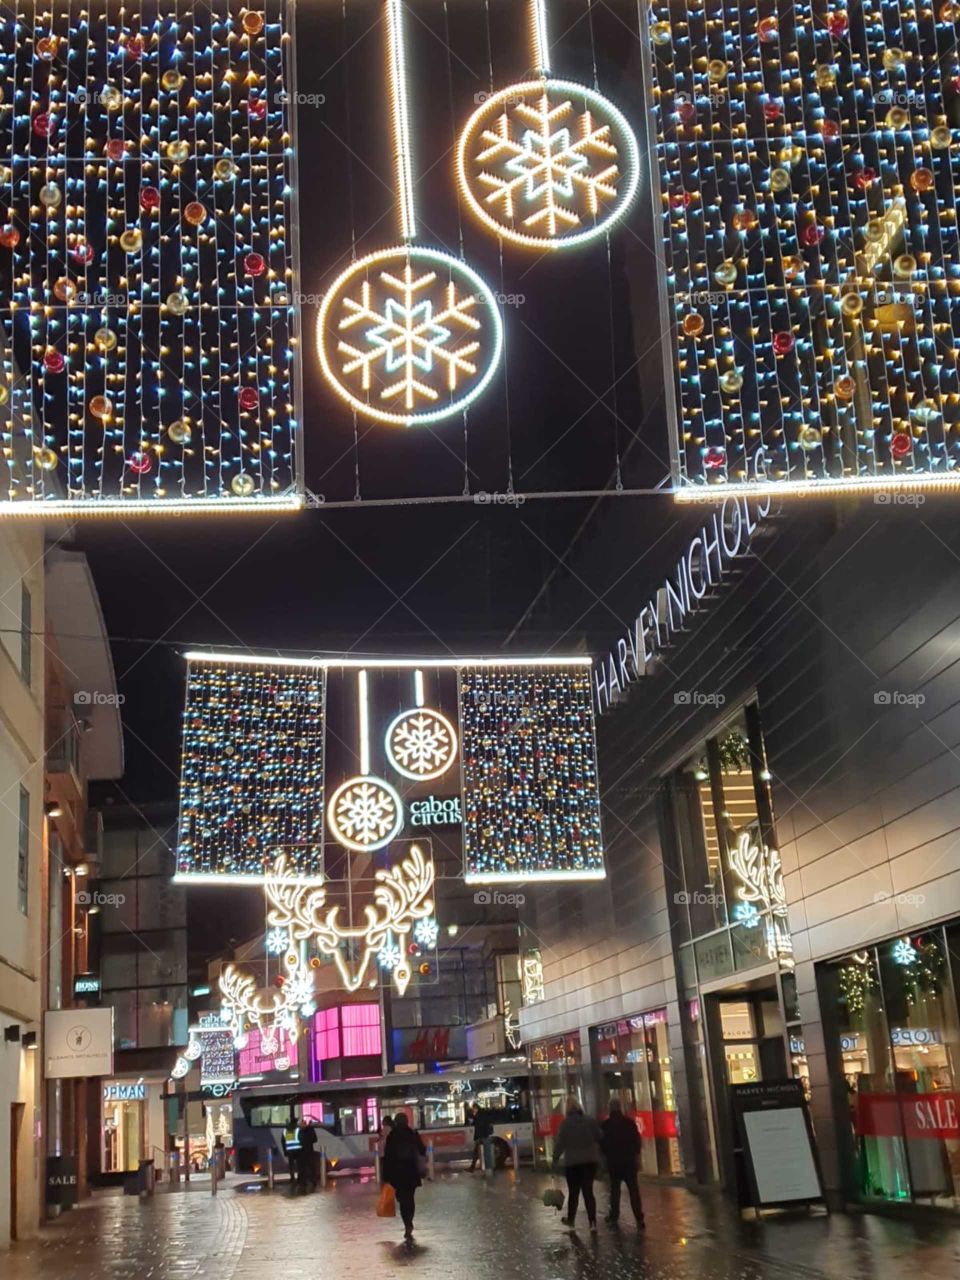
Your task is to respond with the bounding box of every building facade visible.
[519,495,960,1214]
[0,524,45,1245]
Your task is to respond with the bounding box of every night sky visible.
[77,0,673,811]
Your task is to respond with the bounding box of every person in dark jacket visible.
[297,1119,318,1191]
[469,1104,494,1172]
[553,1096,602,1232]
[382,1112,427,1243]
[600,1099,645,1227]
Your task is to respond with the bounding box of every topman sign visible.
[594,484,772,714]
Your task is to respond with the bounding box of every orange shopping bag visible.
[376,1184,396,1217]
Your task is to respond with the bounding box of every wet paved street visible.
[5,1171,960,1280]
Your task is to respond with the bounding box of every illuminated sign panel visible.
[0,0,300,515]
[644,1,960,498]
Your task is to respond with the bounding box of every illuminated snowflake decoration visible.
[377,933,402,971]
[413,916,440,948]
[327,776,403,852]
[893,937,917,966]
[733,902,762,929]
[317,246,503,426]
[457,80,640,250]
[385,708,458,781]
[265,926,290,956]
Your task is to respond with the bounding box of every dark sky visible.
[79,0,670,807]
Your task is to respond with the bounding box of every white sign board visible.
[742,1107,821,1203]
[44,1008,114,1078]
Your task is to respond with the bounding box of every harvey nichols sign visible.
[594,485,772,714]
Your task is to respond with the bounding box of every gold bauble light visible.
[882,48,905,70]
[166,291,189,315]
[931,125,953,149]
[166,140,190,163]
[231,473,256,496]
[798,427,822,450]
[119,228,142,253]
[719,370,744,394]
[35,446,59,470]
[714,261,738,287]
[167,420,192,444]
[885,106,910,129]
[39,183,62,208]
[894,253,917,278]
[89,395,112,420]
[214,157,239,181]
[162,70,185,91]
[815,65,837,89]
[770,167,791,192]
[840,292,863,317]
[651,20,672,44]
[94,327,117,351]
[707,60,728,82]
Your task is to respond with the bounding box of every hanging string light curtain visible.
[0,0,301,515]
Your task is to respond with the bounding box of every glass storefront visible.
[589,1010,682,1176]
[821,924,960,1211]
[529,1032,582,1165]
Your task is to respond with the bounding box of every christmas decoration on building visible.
[316,0,502,426]
[327,669,404,852]
[456,0,639,249]
[727,830,792,965]
[385,668,458,781]
[460,665,604,882]
[645,0,960,497]
[0,0,301,514]
[176,657,325,881]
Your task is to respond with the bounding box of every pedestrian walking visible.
[382,1112,427,1245]
[297,1118,318,1191]
[468,1103,494,1172]
[600,1099,645,1229]
[281,1122,301,1192]
[379,1113,394,1158]
[553,1096,602,1233]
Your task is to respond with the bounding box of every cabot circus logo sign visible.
[594,453,773,714]
[409,795,462,827]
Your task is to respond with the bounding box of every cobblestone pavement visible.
[5,1170,960,1280]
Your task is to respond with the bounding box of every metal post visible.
[267,1146,274,1191]
[374,1151,382,1185]
[319,1149,327,1188]
[211,1150,218,1196]
[427,1141,435,1181]
[511,1134,519,1171]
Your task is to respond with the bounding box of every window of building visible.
[17,784,29,914]
[821,926,960,1211]
[19,582,31,687]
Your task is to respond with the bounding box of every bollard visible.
[267,1147,274,1191]
[319,1149,327,1189]
[211,1152,218,1196]
[511,1134,520,1171]
[374,1151,382,1185]
[427,1141,435,1181]
[170,1151,180,1186]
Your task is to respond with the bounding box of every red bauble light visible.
[33,112,54,137]
[853,167,876,189]
[126,35,145,59]
[704,446,726,470]
[71,242,94,264]
[891,432,912,458]
[828,13,849,36]
[677,101,696,125]
[238,387,259,411]
[127,451,153,475]
[0,227,20,249]
[763,101,782,122]
[773,331,796,355]
[801,223,825,246]
[671,190,694,209]
[139,185,161,211]
[106,139,126,161]
[247,97,267,120]
[244,252,266,277]
[43,350,64,374]
[821,119,841,141]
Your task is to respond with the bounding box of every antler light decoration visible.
[265,846,435,996]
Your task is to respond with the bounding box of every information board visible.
[731,1079,824,1210]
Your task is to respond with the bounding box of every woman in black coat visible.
[382,1112,427,1242]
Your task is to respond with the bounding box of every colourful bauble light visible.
[827,13,848,37]
[891,432,912,458]
[231,473,256,496]
[120,228,143,253]
[704,446,726,469]
[714,261,738,287]
[53,278,76,303]
[677,101,696,125]
[140,186,161,211]
[840,292,863,317]
[763,101,782,122]
[184,202,207,226]
[682,313,705,337]
[127,450,153,475]
[244,252,266,277]
[931,126,953,149]
[0,227,20,249]
[883,48,906,70]
[799,427,821,449]
[801,223,825,247]
[89,395,113,420]
[94,327,117,351]
[894,254,918,279]
[247,97,267,120]
[36,36,58,59]
[214,157,239,181]
[126,35,145,59]
[39,184,62,208]
[770,168,791,191]
[106,139,126,161]
[100,85,123,111]
[167,420,191,444]
[35,446,59,471]
[242,11,265,34]
[821,119,841,141]
[162,69,184,91]
[71,242,94,264]
[32,112,54,137]
[707,59,728,82]
[732,209,757,231]
[758,16,778,41]
[911,167,935,192]
[720,369,744,393]
[651,21,672,44]
[886,106,910,129]
[940,1,960,20]
[239,387,260,411]
[854,167,876,189]
[166,291,189,315]
[815,65,837,89]
[43,350,65,374]
[166,140,190,163]
[773,331,795,355]
[835,375,856,401]
[913,399,940,424]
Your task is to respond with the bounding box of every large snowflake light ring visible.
[457,80,640,250]
[413,916,440,948]
[327,775,403,852]
[385,707,458,780]
[317,246,503,426]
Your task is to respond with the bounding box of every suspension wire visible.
[341,0,363,500]
[607,233,623,491]
[441,0,470,491]
[585,0,600,90]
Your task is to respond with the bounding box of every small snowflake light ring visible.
[327,775,403,852]
[892,937,917,965]
[385,707,458,780]
[317,246,503,427]
[265,925,290,956]
[377,932,402,970]
[413,916,440,948]
[456,80,639,250]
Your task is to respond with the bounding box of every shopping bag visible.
[542,1184,565,1211]
[376,1184,396,1217]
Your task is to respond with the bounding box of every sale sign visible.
[855,1091,960,1140]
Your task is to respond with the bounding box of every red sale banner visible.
[855,1091,960,1140]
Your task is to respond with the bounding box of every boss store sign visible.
[73,972,101,1000]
